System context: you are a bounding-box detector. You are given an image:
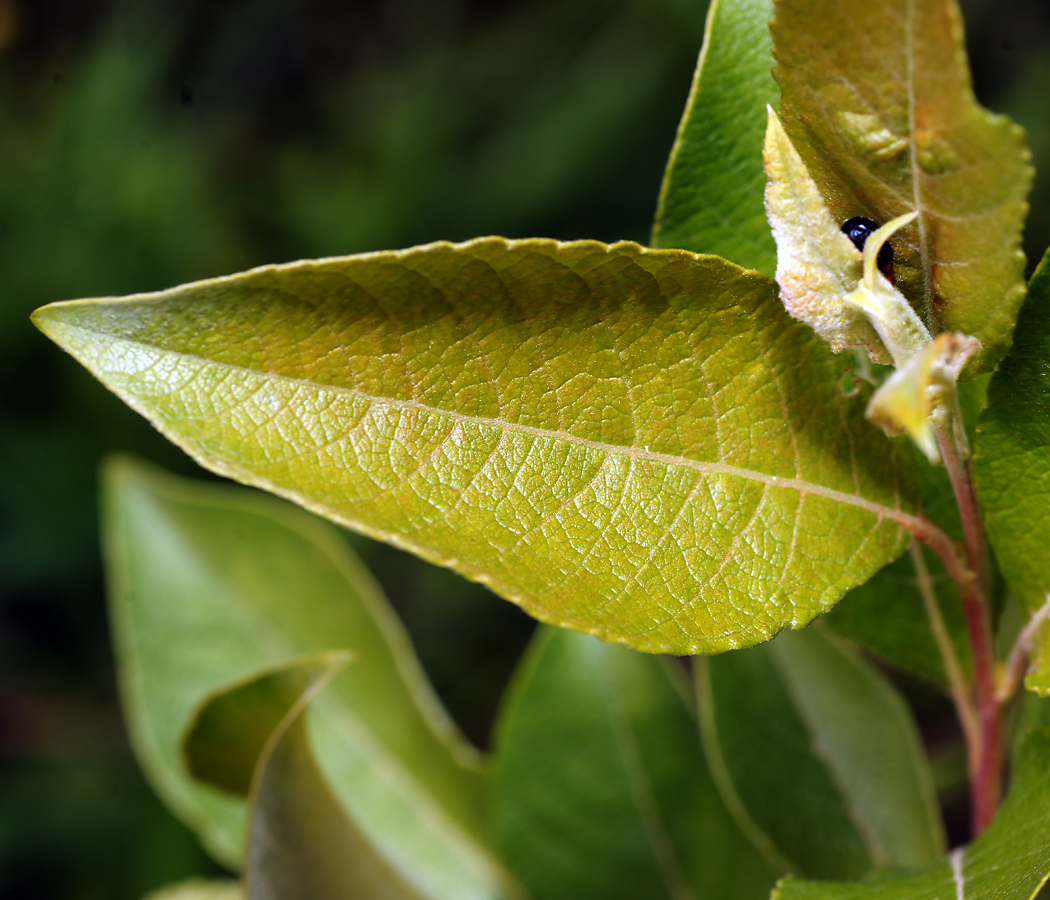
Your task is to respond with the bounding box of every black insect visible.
[841,216,895,284]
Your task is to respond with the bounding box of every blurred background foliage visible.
[0,0,1046,897]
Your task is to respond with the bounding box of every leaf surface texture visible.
[41,239,916,654]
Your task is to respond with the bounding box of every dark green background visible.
[0,1,1047,897]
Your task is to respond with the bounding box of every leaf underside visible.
[38,238,915,654]
[772,0,1032,374]
[101,458,511,899]
[185,654,429,900]
[976,248,1050,694]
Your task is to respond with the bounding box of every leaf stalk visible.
[933,414,1001,836]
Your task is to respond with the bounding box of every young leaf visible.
[651,0,778,274]
[185,654,427,900]
[699,626,945,880]
[143,881,242,900]
[976,248,1050,694]
[39,239,917,655]
[774,728,1050,900]
[771,0,1032,374]
[824,377,990,690]
[101,458,515,899]
[492,626,778,900]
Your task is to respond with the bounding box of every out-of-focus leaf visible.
[699,626,944,880]
[492,627,777,900]
[774,728,1050,900]
[771,0,1032,374]
[822,548,971,690]
[100,458,515,900]
[651,0,778,274]
[976,248,1050,694]
[39,239,916,655]
[143,880,242,900]
[185,654,427,900]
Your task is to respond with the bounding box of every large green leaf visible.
[651,0,778,274]
[101,457,515,899]
[976,248,1050,694]
[771,0,1032,374]
[185,654,427,900]
[699,626,944,880]
[774,728,1050,900]
[492,626,777,900]
[38,238,916,655]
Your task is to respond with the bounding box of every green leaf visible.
[39,238,917,655]
[651,0,778,274]
[976,248,1050,694]
[492,626,777,900]
[774,728,1050,900]
[101,457,515,899]
[822,548,970,690]
[185,654,427,900]
[771,0,1032,374]
[699,626,945,880]
[143,881,242,900]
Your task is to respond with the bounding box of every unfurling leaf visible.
[184,654,427,900]
[866,332,981,464]
[765,108,933,370]
[977,248,1050,695]
[771,0,1032,375]
[493,627,777,900]
[38,239,916,655]
[763,107,891,364]
[774,728,1050,899]
[699,626,944,880]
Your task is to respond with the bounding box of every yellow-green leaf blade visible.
[42,239,916,654]
[652,0,778,274]
[771,0,1032,374]
[774,728,1050,900]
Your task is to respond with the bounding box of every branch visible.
[998,595,1050,704]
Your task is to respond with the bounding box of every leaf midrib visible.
[75,324,916,530]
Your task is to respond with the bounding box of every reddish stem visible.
[935,423,1001,836]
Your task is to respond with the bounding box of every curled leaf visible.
[764,108,931,370]
[866,332,981,464]
[764,107,888,363]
